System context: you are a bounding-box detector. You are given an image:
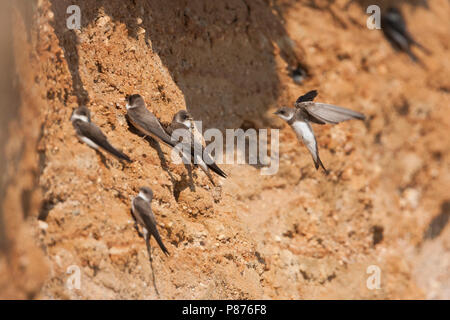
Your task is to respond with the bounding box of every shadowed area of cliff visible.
[49,0,302,132]
[0,0,22,253]
[274,0,430,30]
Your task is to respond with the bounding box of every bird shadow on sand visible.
[95,149,111,169]
[131,212,161,297]
[145,239,160,298]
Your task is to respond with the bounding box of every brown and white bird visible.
[381,7,430,64]
[166,110,227,181]
[71,106,131,162]
[131,187,169,256]
[274,90,365,173]
[126,94,176,148]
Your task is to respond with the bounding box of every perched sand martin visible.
[274,90,365,173]
[166,110,227,180]
[71,106,131,162]
[126,94,176,148]
[131,187,169,256]
[381,7,430,63]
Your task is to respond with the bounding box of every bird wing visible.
[200,142,227,178]
[301,102,365,124]
[128,107,176,148]
[169,122,227,178]
[167,122,193,144]
[75,120,107,143]
[132,197,169,255]
[178,133,227,178]
[294,90,318,105]
[75,121,131,162]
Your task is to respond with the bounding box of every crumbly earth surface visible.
[0,0,449,299]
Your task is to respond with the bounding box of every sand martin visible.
[289,64,308,85]
[381,7,430,63]
[126,94,176,148]
[274,90,365,173]
[71,106,131,162]
[166,110,227,180]
[131,187,169,256]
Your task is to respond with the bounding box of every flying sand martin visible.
[274,90,365,173]
[126,94,176,148]
[381,7,430,63]
[131,187,169,256]
[71,106,131,162]
[166,110,227,180]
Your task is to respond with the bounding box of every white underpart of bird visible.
[79,136,99,150]
[291,120,318,163]
[70,113,89,123]
[191,120,206,148]
[274,90,365,173]
[183,121,210,175]
[138,191,150,202]
[70,114,100,149]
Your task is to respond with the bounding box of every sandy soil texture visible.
[0,0,449,299]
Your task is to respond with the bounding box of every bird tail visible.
[103,141,132,162]
[153,232,170,256]
[406,47,419,62]
[315,155,329,175]
[413,40,431,55]
[405,48,427,67]
[207,162,227,178]
[404,31,431,55]
[148,224,170,256]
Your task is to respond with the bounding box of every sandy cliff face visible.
[0,0,449,299]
